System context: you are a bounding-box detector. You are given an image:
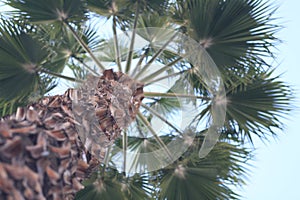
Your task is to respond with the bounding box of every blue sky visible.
[0,0,299,199]
[242,0,300,199]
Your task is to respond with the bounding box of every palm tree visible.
[0,0,291,199]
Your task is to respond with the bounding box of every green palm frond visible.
[35,23,104,76]
[139,0,169,13]
[44,50,69,73]
[122,173,153,200]
[87,0,132,31]
[87,0,110,14]
[0,74,57,117]
[5,0,87,23]
[82,25,105,51]
[157,140,250,200]
[87,0,132,17]
[56,26,103,59]
[173,0,279,70]
[76,180,124,200]
[224,70,291,142]
[0,18,77,113]
[76,168,151,200]
[199,70,291,143]
[41,22,102,54]
[126,136,164,174]
[0,20,47,100]
[88,0,169,30]
[148,97,181,116]
[88,0,169,17]
[0,97,27,117]
[33,26,70,73]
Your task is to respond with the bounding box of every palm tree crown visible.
[0,0,292,199]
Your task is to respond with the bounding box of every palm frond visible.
[76,168,151,200]
[173,0,280,71]
[0,74,57,117]
[5,0,87,23]
[226,70,291,142]
[157,139,251,200]
[0,19,47,100]
[201,70,291,143]
[88,0,170,31]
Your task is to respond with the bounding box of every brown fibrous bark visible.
[0,69,144,200]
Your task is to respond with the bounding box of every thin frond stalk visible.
[64,22,106,71]
[73,57,100,76]
[122,130,127,175]
[144,92,211,101]
[39,68,83,83]
[141,103,184,135]
[130,47,149,77]
[112,15,122,72]
[125,0,140,73]
[101,145,112,178]
[144,71,184,86]
[137,111,173,160]
[134,32,179,80]
[141,56,184,83]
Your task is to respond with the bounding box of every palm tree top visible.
[0,0,292,199]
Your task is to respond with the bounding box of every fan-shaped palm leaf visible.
[0,17,80,115]
[157,140,250,200]
[199,70,291,143]
[6,0,86,23]
[87,0,169,19]
[174,0,279,68]
[0,21,47,100]
[224,70,291,142]
[76,169,151,200]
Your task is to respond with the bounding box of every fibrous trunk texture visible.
[0,69,144,200]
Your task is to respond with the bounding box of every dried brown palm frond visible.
[0,69,144,200]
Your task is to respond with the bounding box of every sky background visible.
[241,0,300,199]
[0,0,299,199]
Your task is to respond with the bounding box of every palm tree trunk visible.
[0,69,144,200]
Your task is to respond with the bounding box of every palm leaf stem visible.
[140,56,184,83]
[141,103,184,136]
[134,32,179,80]
[122,130,127,175]
[136,118,145,137]
[137,111,173,160]
[64,22,106,71]
[101,145,112,178]
[144,70,185,86]
[144,92,211,101]
[39,68,83,83]
[130,46,149,77]
[73,56,100,76]
[125,0,140,73]
[112,15,122,72]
